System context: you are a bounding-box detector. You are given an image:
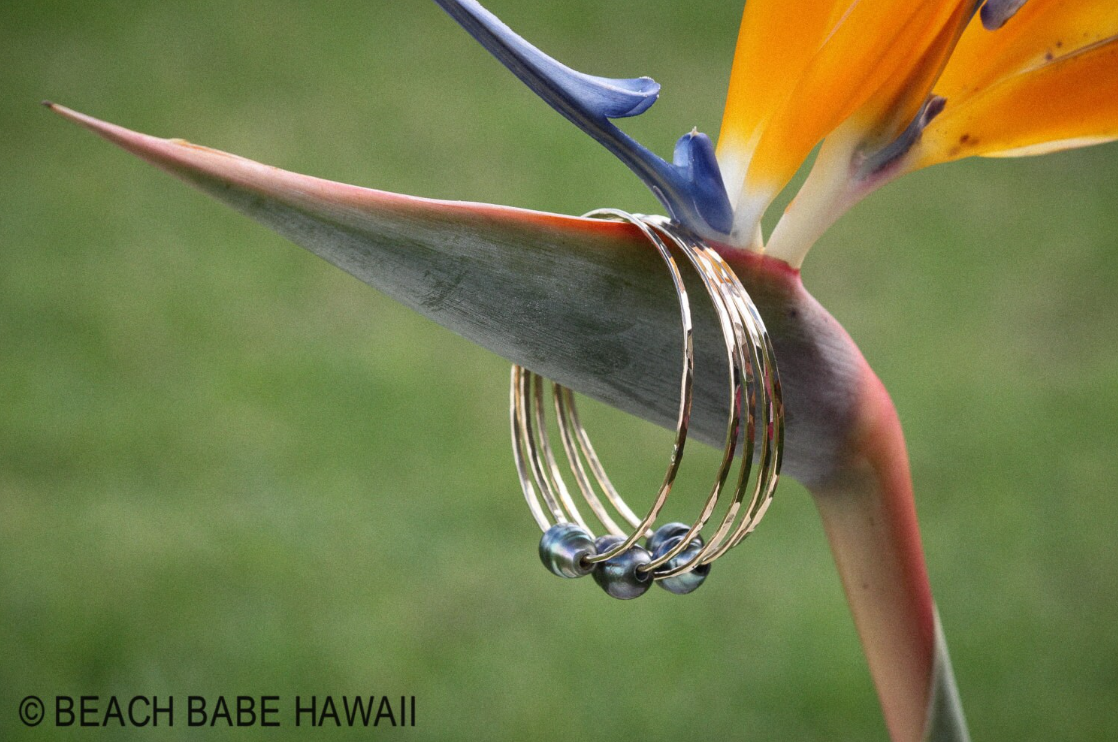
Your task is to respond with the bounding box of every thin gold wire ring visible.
[512,210,783,598]
[511,209,694,563]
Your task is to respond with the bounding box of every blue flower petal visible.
[672,130,734,236]
[980,0,1028,31]
[434,0,733,240]
[583,74,660,119]
[436,0,660,121]
[858,95,947,178]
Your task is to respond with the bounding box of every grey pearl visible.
[646,522,691,556]
[652,534,710,595]
[592,534,653,600]
[539,523,597,578]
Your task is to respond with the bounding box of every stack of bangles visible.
[510,209,784,600]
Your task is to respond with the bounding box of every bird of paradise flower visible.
[47,1,1117,740]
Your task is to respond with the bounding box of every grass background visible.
[3,0,1118,738]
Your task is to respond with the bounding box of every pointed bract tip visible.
[43,103,102,132]
[39,104,134,145]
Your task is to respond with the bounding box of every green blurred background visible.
[3,0,1118,739]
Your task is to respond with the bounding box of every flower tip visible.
[435,0,662,121]
[979,0,1028,31]
[859,95,947,179]
[600,75,660,118]
[437,0,733,240]
[671,130,733,236]
[923,95,947,123]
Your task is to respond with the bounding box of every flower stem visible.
[811,367,969,741]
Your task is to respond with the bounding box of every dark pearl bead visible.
[593,534,625,554]
[539,523,596,578]
[652,534,710,595]
[646,522,691,556]
[592,534,653,600]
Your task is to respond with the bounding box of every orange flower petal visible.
[716,0,852,204]
[749,0,972,187]
[761,3,971,267]
[844,2,972,151]
[936,1,1118,103]
[723,0,972,241]
[915,36,1118,166]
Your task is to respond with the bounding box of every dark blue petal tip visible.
[584,74,660,119]
[979,0,1028,31]
[434,0,732,240]
[672,130,734,236]
[859,95,946,179]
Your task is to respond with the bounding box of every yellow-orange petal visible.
[936,1,1118,103]
[914,36,1118,167]
[716,0,852,206]
[758,2,971,266]
[735,1,972,223]
[841,1,972,151]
